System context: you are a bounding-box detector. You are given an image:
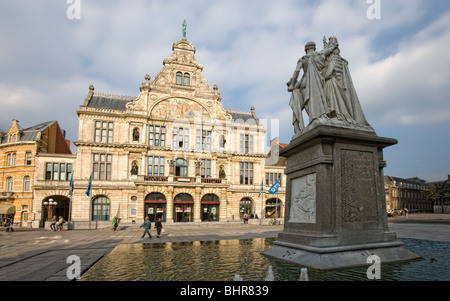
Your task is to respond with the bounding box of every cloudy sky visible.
[1,0,449,181]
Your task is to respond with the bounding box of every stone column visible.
[193,187,201,223]
[165,187,174,224]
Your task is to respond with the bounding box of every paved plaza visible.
[0,214,449,281]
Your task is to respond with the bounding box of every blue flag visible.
[259,180,264,197]
[69,174,74,196]
[85,175,92,197]
[268,179,280,195]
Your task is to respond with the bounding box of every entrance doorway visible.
[42,196,71,224]
[145,192,166,222]
[240,198,253,220]
[174,193,193,223]
[201,194,220,222]
[265,198,283,218]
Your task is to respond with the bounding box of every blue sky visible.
[0,0,449,181]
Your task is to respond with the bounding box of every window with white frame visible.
[173,127,189,149]
[6,177,13,192]
[196,129,211,151]
[94,121,114,143]
[240,162,254,185]
[93,153,112,180]
[149,125,166,147]
[23,176,31,191]
[240,134,254,154]
[200,159,211,178]
[147,156,165,176]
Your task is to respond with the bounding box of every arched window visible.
[174,158,188,177]
[92,196,110,221]
[176,72,183,85]
[183,73,190,86]
[6,177,13,192]
[23,176,31,192]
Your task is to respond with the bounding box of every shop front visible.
[174,193,193,223]
[145,192,166,222]
[240,198,253,220]
[201,194,220,222]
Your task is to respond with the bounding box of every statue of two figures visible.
[287,36,373,137]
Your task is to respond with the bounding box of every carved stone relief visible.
[289,173,316,223]
[341,150,377,223]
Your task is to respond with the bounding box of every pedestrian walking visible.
[112,216,119,231]
[155,218,163,238]
[404,208,408,218]
[50,216,57,231]
[140,216,152,239]
[5,217,14,232]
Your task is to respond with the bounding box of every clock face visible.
[152,98,209,120]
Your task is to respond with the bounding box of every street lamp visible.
[43,198,57,221]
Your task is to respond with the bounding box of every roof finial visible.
[182,20,187,41]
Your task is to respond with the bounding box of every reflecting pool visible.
[80,238,450,281]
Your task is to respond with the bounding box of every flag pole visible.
[68,173,73,229]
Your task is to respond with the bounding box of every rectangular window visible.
[149,125,166,147]
[173,127,189,149]
[6,153,16,167]
[94,121,114,143]
[196,130,211,151]
[240,134,253,154]
[23,176,31,191]
[53,163,59,180]
[25,152,32,165]
[147,156,165,176]
[240,162,254,185]
[59,164,66,181]
[45,163,52,180]
[200,159,211,178]
[266,173,282,187]
[93,153,112,180]
[66,163,72,181]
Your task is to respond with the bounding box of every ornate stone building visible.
[40,37,287,226]
[0,119,72,227]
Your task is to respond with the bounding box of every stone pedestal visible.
[262,125,419,270]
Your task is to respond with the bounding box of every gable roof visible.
[0,120,56,144]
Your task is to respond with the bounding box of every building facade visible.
[384,175,431,213]
[31,38,285,226]
[0,120,71,226]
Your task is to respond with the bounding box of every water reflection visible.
[80,238,450,281]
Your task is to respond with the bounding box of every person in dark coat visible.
[140,217,152,239]
[155,218,163,238]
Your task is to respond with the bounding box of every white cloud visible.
[355,11,450,127]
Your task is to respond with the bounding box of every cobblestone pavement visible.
[0,214,449,281]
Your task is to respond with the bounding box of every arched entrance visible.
[240,198,253,220]
[145,192,166,222]
[173,193,193,223]
[92,196,110,221]
[41,196,70,224]
[265,198,283,218]
[201,194,219,222]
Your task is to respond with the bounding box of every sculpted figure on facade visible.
[287,37,372,135]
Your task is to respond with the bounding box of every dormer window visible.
[183,73,190,85]
[175,71,190,86]
[176,72,182,85]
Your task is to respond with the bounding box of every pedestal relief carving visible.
[289,173,316,224]
[341,150,377,223]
